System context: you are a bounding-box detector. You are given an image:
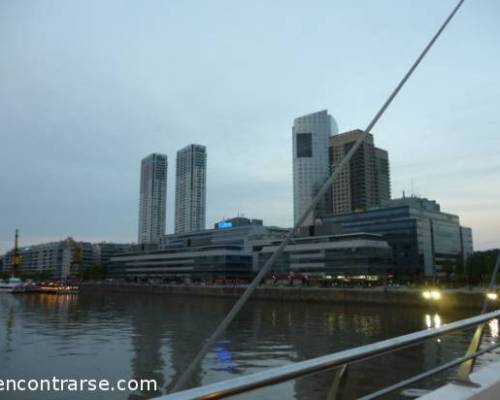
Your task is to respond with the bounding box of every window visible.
[297,133,312,157]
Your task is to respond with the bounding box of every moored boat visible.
[0,277,25,293]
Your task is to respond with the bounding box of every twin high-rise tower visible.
[138,145,207,244]
[175,144,207,233]
[292,110,391,225]
[138,153,168,244]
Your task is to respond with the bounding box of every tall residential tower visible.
[329,129,391,215]
[175,144,207,233]
[138,153,168,244]
[292,110,339,226]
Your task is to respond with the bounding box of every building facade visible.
[293,110,339,226]
[138,153,168,244]
[322,196,473,277]
[109,218,288,280]
[92,242,138,267]
[256,233,393,276]
[375,147,391,203]
[109,216,393,280]
[460,227,474,264]
[175,144,207,234]
[329,130,391,215]
[1,238,94,280]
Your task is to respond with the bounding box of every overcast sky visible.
[1,0,499,254]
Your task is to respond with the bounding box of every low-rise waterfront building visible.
[321,196,473,277]
[108,217,393,281]
[92,242,138,267]
[1,238,94,280]
[256,233,393,276]
[109,217,288,280]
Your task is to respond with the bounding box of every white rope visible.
[171,0,466,393]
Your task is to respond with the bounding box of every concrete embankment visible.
[80,283,489,310]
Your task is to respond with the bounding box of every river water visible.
[1,292,499,400]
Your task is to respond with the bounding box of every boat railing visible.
[155,309,500,400]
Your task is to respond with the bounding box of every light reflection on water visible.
[425,313,442,329]
[1,292,499,400]
[489,319,499,339]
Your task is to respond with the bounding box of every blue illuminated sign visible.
[217,221,233,229]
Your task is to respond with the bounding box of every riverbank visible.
[80,282,493,310]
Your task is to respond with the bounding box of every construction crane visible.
[67,237,83,282]
[11,229,22,277]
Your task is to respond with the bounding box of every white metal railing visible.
[155,309,500,400]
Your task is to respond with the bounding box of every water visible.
[0,292,499,399]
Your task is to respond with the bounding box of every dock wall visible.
[80,283,488,310]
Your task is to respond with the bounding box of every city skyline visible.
[1,0,500,253]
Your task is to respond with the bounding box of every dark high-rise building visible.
[375,147,391,204]
[329,129,391,215]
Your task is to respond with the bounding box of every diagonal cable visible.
[170,0,466,393]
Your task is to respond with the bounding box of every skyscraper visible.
[138,153,167,244]
[175,144,207,233]
[329,129,391,215]
[292,110,339,226]
[375,147,391,203]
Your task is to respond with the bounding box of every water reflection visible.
[214,340,235,372]
[1,292,498,400]
[425,313,442,329]
[488,319,499,340]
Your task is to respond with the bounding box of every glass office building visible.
[256,233,393,276]
[322,196,473,277]
[292,110,339,226]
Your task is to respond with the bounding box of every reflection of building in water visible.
[19,293,79,330]
[290,309,464,399]
[129,299,167,400]
[166,298,230,391]
[290,309,386,400]
[2,304,15,353]
[488,319,498,340]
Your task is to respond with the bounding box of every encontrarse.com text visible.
[0,377,158,392]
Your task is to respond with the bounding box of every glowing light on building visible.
[486,292,498,301]
[217,222,233,229]
[422,290,441,301]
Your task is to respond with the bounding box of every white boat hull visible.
[0,277,25,293]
